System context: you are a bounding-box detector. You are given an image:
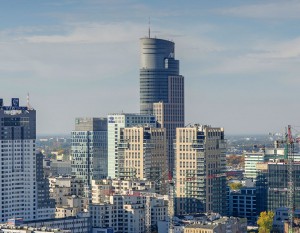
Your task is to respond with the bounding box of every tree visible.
[229,182,243,190]
[226,154,245,168]
[257,211,275,233]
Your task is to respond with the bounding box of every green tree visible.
[229,182,243,190]
[257,211,275,233]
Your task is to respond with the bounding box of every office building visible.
[229,187,257,225]
[71,117,107,185]
[244,147,285,179]
[140,37,185,173]
[256,161,300,212]
[174,124,227,215]
[49,159,72,176]
[0,98,54,222]
[107,113,156,178]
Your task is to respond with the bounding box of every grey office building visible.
[140,37,184,173]
[71,117,107,186]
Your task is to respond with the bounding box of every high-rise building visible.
[140,37,184,173]
[118,126,168,193]
[107,113,156,178]
[36,152,56,219]
[71,117,107,186]
[174,124,227,215]
[0,98,54,222]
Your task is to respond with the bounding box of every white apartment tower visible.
[174,124,227,215]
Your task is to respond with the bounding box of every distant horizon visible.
[36,132,273,137]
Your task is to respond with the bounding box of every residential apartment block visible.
[107,113,156,178]
[90,194,168,233]
[174,124,227,215]
[118,126,168,192]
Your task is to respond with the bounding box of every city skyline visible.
[1,1,299,135]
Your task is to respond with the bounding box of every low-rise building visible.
[229,187,257,225]
[49,176,88,218]
[0,225,70,233]
[90,193,168,233]
[25,217,90,233]
[91,178,158,204]
[157,213,247,233]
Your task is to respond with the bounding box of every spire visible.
[148,17,151,38]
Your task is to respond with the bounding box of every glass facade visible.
[140,38,179,114]
[71,118,107,186]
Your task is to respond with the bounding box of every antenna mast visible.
[148,17,151,38]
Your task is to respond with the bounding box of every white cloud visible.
[203,36,300,77]
[21,22,144,44]
[218,1,300,19]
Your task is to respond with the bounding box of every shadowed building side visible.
[140,37,184,173]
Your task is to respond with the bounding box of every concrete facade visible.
[90,194,168,233]
[0,99,54,222]
[117,126,168,192]
[107,113,156,178]
[174,125,227,215]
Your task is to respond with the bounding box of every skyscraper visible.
[140,37,184,173]
[107,113,156,178]
[0,98,54,222]
[71,117,107,186]
[174,124,227,215]
[118,125,168,193]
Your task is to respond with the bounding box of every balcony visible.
[118,142,129,149]
[192,139,205,151]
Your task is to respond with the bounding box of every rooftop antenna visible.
[27,92,32,110]
[148,17,151,38]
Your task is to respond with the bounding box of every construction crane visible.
[145,195,151,233]
[287,125,295,233]
[168,171,175,233]
[276,125,295,233]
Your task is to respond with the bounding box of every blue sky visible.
[1,0,300,135]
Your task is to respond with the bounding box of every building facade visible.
[71,117,107,185]
[140,37,185,174]
[25,216,91,233]
[256,162,300,212]
[117,126,168,191]
[244,148,285,179]
[229,187,257,225]
[107,113,156,178]
[174,125,227,215]
[0,98,54,222]
[90,194,168,233]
